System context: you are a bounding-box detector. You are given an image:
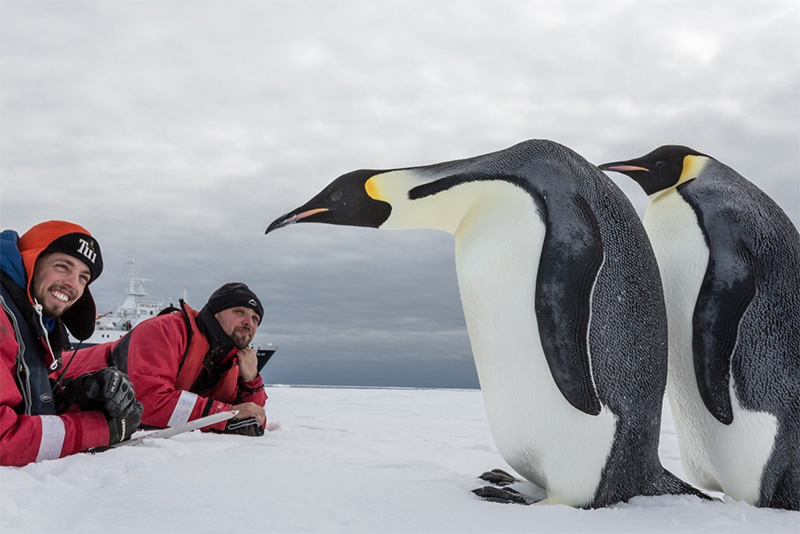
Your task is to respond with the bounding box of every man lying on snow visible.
[1,221,143,466]
[61,282,268,436]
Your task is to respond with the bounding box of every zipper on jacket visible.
[1,292,33,415]
[33,299,60,371]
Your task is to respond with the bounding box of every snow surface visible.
[1,387,797,533]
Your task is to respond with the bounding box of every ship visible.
[69,259,277,371]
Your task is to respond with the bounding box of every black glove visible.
[108,400,143,445]
[58,368,138,418]
[224,417,264,437]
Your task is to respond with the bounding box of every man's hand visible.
[84,368,138,418]
[226,401,266,437]
[57,368,138,418]
[231,402,266,426]
[224,417,264,437]
[236,347,258,382]
[108,400,143,445]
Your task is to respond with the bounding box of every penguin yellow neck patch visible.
[678,155,710,187]
[365,175,384,201]
[651,155,710,202]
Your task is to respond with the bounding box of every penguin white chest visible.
[644,191,710,420]
[645,190,777,503]
[452,182,616,506]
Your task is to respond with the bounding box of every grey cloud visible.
[2,0,797,388]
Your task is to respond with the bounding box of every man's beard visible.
[40,300,70,318]
[38,285,76,318]
[230,329,253,349]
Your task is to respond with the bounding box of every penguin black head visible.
[266,161,495,236]
[267,140,599,237]
[598,145,711,196]
[266,169,392,234]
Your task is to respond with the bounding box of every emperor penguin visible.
[266,140,708,508]
[599,145,800,510]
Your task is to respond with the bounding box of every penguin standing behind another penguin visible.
[266,140,709,508]
[600,146,800,511]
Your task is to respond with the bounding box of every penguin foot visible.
[478,468,518,486]
[472,485,535,505]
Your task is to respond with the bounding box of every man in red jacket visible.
[66,282,268,436]
[1,221,143,466]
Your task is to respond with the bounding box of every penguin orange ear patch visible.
[365,175,384,201]
[678,155,710,186]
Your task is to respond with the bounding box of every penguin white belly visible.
[645,190,777,504]
[453,183,617,506]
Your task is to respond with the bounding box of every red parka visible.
[1,223,110,467]
[0,310,110,465]
[61,301,267,431]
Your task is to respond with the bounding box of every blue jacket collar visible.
[0,229,55,332]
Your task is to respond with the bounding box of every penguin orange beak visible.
[266,208,330,234]
[598,164,649,173]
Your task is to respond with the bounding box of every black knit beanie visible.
[205,282,263,325]
[44,232,103,283]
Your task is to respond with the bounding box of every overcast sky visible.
[2,0,798,388]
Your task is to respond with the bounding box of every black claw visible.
[478,468,518,486]
[472,485,535,505]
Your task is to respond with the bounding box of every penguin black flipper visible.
[535,192,603,416]
[693,236,757,425]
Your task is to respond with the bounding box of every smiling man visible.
[65,282,268,436]
[0,221,142,465]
